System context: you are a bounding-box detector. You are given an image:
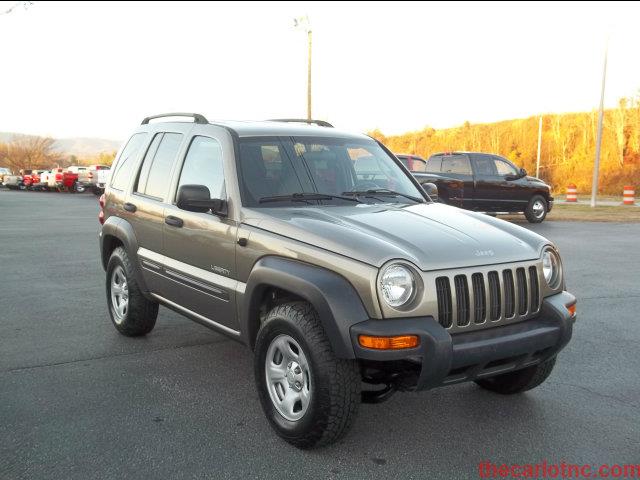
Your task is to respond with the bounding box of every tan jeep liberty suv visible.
[98,113,576,448]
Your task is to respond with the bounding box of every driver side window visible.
[178,136,225,199]
[493,158,517,177]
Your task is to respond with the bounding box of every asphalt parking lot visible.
[1,190,639,480]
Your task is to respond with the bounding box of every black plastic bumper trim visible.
[350,291,575,391]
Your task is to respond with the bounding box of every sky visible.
[1,1,640,141]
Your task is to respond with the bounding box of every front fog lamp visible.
[542,247,561,289]
[380,264,415,307]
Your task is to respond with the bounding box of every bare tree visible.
[5,135,63,171]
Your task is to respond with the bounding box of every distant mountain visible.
[0,132,122,157]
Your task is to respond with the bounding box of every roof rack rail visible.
[268,118,334,128]
[141,113,209,125]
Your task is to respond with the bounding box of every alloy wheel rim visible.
[532,200,545,218]
[110,265,129,324]
[265,334,311,422]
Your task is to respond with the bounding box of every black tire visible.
[254,301,361,449]
[106,246,158,336]
[475,357,557,394]
[525,194,548,223]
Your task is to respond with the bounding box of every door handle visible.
[123,202,137,212]
[165,215,184,228]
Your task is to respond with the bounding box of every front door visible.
[161,133,239,333]
[472,154,522,211]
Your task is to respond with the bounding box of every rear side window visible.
[473,155,498,176]
[177,136,225,199]
[135,132,183,199]
[111,133,148,190]
[426,155,442,172]
[441,155,471,175]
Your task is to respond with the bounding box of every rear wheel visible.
[106,246,158,336]
[525,195,548,223]
[254,302,360,448]
[475,357,556,394]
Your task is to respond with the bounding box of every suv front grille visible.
[435,264,541,332]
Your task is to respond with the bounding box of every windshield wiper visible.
[342,188,423,203]
[259,192,362,204]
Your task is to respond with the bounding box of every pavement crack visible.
[550,381,640,409]
[1,338,231,374]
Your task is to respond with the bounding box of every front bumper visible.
[350,291,575,391]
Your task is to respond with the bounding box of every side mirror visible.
[519,168,527,178]
[176,184,227,216]
[421,182,439,201]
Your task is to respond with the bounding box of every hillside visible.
[369,99,640,195]
[0,132,121,157]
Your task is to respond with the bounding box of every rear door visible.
[161,128,240,333]
[124,129,188,294]
[438,154,474,208]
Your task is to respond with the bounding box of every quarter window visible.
[111,133,148,190]
[135,132,183,199]
[178,136,225,199]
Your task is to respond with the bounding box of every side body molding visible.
[241,257,371,359]
[100,216,150,296]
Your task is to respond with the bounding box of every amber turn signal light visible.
[567,303,576,317]
[358,335,420,350]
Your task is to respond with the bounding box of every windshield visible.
[238,136,425,207]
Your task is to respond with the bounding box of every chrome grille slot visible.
[435,277,453,328]
[516,267,528,315]
[454,275,470,326]
[488,271,501,321]
[430,261,541,333]
[529,266,540,313]
[471,273,486,324]
[503,269,515,318]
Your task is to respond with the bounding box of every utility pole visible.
[591,39,608,208]
[294,15,312,120]
[536,115,542,178]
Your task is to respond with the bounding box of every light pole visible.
[536,115,542,178]
[294,15,312,121]
[591,38,608,208]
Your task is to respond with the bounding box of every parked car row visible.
[396,152,554,223]
[0,164,110,195]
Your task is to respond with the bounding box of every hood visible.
[526,175,550,187]
[242,203,549,271]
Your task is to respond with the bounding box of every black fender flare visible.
[240,256,371,359]
[100,216,150,295]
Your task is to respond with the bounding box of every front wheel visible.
[475,357,557,394]
[525,195,548,223]
[254,302,360,449]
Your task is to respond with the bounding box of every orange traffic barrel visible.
[623,186,635,205]
[566,184,577,202]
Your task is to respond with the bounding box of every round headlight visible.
[542,247,561,289]
[380,264,415,307]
